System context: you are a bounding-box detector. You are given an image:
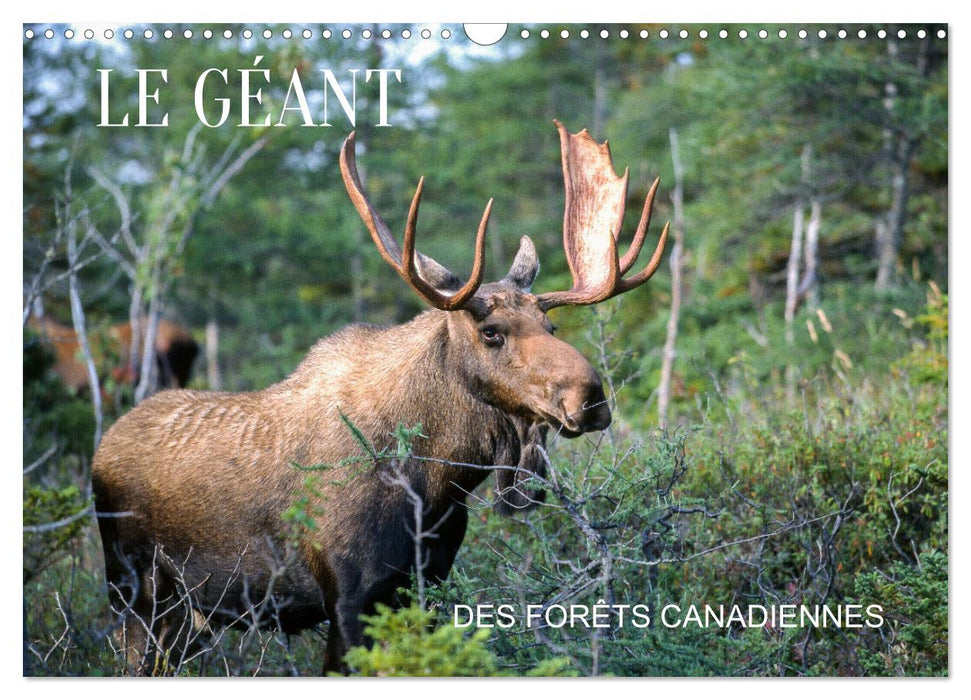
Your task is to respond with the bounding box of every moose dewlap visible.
[91,121,668,675]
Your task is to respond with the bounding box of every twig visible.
[23,504,94,534]
[23,444,58,476]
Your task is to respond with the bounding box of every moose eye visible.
[480,326,505,348]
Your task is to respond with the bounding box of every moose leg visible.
[323,621,343,673]
[324,592,372,673]
[320,596,366,673]
[104,543,201,675]
[319,560,371,674]
[99,528,156,675]
[321,590,345,673]
[104,552,167,675]
[111,592,154,674]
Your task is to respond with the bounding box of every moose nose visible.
[578,381,612,432]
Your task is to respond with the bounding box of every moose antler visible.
[537,120,669,311]
[340,131,492,310]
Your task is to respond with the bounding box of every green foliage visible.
[442,375,946,676]
[894,286,948,386]
[688,396,947,576]
[23,327,95,585]
[281,473,323,535]
[24,544,120,676]
[23,485,89,583]
[852,551,948,676]
[343,603,574,676]
[23,327,96,459]
[338,408,380,460]
[392,422,427,459]
[343,603,500,676]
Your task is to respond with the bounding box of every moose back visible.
[91,121,668,674]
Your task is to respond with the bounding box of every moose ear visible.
[415,253,463,292]
[504,236,540,292]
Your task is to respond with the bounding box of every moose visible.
[27,315,199,393]
[91,121,669,674]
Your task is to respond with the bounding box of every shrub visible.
[851,551,948,676]
[343,603,572,676]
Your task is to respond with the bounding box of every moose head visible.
[340,120,669,440]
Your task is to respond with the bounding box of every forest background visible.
[21,22,949,676]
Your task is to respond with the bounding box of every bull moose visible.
[91,121,669,674]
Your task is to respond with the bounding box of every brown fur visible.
[92,283,610,673]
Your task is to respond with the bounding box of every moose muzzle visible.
[555,369,612,436]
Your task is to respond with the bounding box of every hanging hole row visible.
[520,27,946,41]
[24,26,946,42]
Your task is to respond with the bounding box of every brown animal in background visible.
[91,121,668,674]
[27,316,199,392]
[27,316,94,392]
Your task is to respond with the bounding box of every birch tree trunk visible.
[784,145,814,402]
[658,127,685,430]
[63,166,103,450]
[784,205,805,346]
[206,318,222,391]
[799,197,822,312]
[785,144,812,346]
